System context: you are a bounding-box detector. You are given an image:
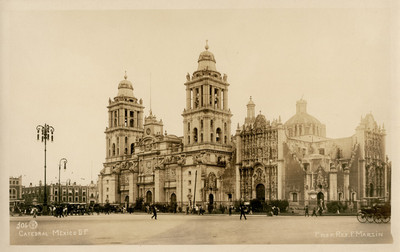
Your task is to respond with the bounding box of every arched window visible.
[193,128,198,143]
[114,111,118,127]
[146,191,152,203]
[201,120,203,129]
[112,144,116,156]
[201,133,203,143]
[224,135,227,144]
[216,128,222,143]
[210,133,213,142]
[292,193,298,202]
[131,143,135,154]
[188,122,190,132]
[210,120,213,129]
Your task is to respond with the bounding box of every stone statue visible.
[186,73,190,81]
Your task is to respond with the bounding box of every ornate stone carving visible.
[177,155,186,165]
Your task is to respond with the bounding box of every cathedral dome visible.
[197,41,217,71]
[117,72,134,97]
[254,114,267,128]
[285,112,322,126]
[284,99,326,137]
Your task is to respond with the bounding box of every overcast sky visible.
[1,2,398,187]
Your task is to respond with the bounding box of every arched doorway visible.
[256,184,265,201]
[317,192,324,207]
[170,193,176,203]
[208,194,214,213]
[125,195,129,209]
[146,191,152,204]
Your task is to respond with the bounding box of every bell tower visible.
[182,41,232,151]
[105,72,144,161]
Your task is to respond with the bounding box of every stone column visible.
[203,85,208,107]
[223,89,228,111]
[384,164,387,200]
[176,166,182,207]
[138,111,143,129]
[154,167,160,202]
[186,88,191,110]
[329,166,337,201]
[211,86,215,108]
[344,167,350,200]
[132,172,138,201]
[216,176,221,202]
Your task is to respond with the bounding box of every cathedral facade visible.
[235,98,391,209]
[97,43,391,210]
[98,43,235,210]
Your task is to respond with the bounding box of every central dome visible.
[284,99,326,137]
[197,41,217,71]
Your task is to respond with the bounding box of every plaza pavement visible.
[9,213,392,245]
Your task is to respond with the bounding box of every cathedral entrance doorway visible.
[317,192,324,207]
[171,193,176,203]
[146,191,152,204]
[208,194,214,213]
[125,195,129,209]
[256,184,265,201]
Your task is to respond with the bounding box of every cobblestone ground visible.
[9,213,392,245]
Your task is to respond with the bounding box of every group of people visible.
[304,205,323,217]
[50,205,69,218]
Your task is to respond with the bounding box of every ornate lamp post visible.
[58,158,68,204]
[36,124,54,214]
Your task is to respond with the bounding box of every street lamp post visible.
[58,158,68,204]
[36,124,54,215]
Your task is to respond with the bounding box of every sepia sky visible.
[1,1,398,188]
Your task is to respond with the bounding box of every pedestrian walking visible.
[32,208,37,218]
[304,205,309,217]
[240,205,247,220]
[318,206,323,216]
[151,205,157,220]
[311,207,317,217]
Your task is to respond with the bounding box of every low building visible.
[9,176,23,208]
[22,181,92,205]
